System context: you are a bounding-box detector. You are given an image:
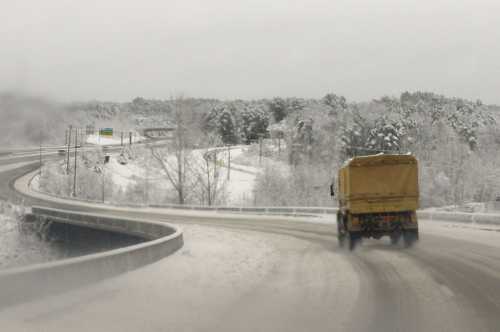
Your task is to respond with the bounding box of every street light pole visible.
[72,128,78,197]
[227,145,231,180]
[258,134,263,166]
[66,125,72,174]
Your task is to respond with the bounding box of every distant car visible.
[58,149,66,156]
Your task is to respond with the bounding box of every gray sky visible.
[2,0,499,103]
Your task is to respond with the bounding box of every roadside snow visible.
[1,224,282,331]
[224,167,256,206]
[105,157,146,190]
[86,134,144,146]
[30,173,40,191]
[0,202,63,269]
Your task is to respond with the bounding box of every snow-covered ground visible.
[86,133,144,146]
[224,167,255,205]
[106,157,146,190]
[0,202,63,269]
[35,142,294,207]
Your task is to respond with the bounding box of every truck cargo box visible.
[338,154,419,214]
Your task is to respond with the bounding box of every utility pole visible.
[129,132,132,145]
[144,152,149,205]
[39,129,42,176]
[66,125,72,174]
[278,132,282,156]
[212,150,218,205]
[121,132,124,146]
[205,153,211,206]
[72,128,78,197]
[227,145,231,180]
[102,163,105,203]
[258,134,263,166]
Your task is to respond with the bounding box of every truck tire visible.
[348,232,361,251]
[390,230,402,245]
[337,212,346,248]
[390,233,401,245]
[338,233,346,248]
[403,230,418,247]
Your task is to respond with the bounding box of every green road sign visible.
[100,128,113,137]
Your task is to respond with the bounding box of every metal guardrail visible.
[149,203,337,215]
[417,210,500,225]
[23,167,500,225]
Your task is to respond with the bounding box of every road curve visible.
[1,156,500,331]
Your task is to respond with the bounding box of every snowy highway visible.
[1,154,500,331]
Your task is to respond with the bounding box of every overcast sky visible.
[1,0,499,103]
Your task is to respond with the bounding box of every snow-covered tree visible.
[240,105,269,143]
[269,97,288,122]
[366,118,405,153]
[204,104,238,144]
[322,93,347,115]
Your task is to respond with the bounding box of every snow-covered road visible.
[2,213,500,331]
[1,154,500,331]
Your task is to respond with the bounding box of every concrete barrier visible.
[0,207,183,309]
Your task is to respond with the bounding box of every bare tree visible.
[150,97,198,204]
[191,135,227,206]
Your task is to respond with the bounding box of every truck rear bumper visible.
[349,211,418,238]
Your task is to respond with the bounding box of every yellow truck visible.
[331,154,419,249]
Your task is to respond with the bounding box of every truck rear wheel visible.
[390,231,402,245]
[348,232,361,251]
[337,212,347,248]
[403,230,418,247]
[338,233,346,248]
[390,234,400,245]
